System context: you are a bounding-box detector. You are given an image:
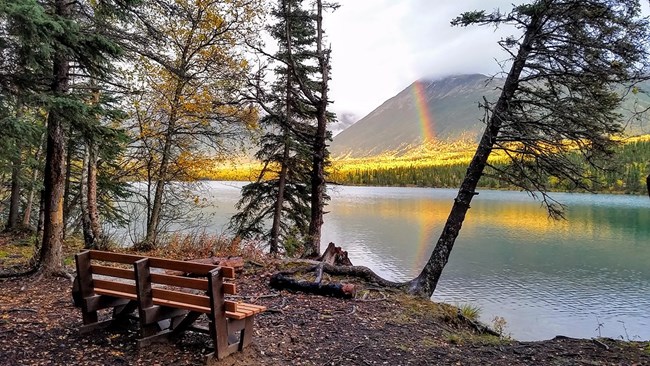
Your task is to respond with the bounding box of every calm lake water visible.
[183,181,650,341]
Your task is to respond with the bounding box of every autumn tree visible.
[229,0,316,255]
[125,0,261,249]
[408,0,650,297]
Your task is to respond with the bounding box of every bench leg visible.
[239,317,254,351]
[82,309,98,326]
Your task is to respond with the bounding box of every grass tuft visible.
[458,303,481,321]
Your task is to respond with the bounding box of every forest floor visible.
[1,234,649,365]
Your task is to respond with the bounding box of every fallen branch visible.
[6,308,37,313]
[270,272,356,299]
[280,263,407,289]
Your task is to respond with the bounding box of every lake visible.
[180,181,650,341]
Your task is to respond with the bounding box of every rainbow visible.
[412,80,436,143]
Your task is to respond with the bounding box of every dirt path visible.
[1,261,648,366]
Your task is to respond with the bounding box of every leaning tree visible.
[407,0,650,297]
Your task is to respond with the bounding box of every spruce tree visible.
[230,0,316,255]
[1,0,137,274]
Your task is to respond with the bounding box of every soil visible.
[1,240,648,365]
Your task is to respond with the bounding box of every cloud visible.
[327,0,519,120]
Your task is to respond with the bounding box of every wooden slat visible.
[223,283,236,295]
[94,279,136,294]
[91,264,134,280]
[151,288,210,309]
[221,267,235,279]
[148,258,217,275]
[150,273,208,291]
[153,298,211,314]
[224,300,238,313]
[237,303,266,314]
[89,250,145,264]
[94,288,138,301]
[88,250,221,277]
[225,311,246,320]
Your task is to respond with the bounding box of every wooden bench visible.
[72,250,265,361]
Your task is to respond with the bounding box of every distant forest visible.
[329,139,650,195]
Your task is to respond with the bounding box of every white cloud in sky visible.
[326,0,519,120]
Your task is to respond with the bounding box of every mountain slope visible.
[331,74,650,158]
[331,74,503,157]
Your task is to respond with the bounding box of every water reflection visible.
[322,187,650,341]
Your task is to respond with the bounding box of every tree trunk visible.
[6,102,24,231]
[407,16,541,298]
[36,189,45,241]
[270,142,289,254]
[6,143,22,231]
[62,128,73,239]
[87,139,103,248]
[142,86,182,249]
[80,144,94,248]
[40,0,70,275]
[22,129,47,227]
[305,0,328,258]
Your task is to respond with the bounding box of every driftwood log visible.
[270,263,356,298]
[319,242,352,266]
[270,244,407,298]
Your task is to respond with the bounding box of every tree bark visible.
[40,0,70,275]
[80,144,94,248]
[87,139,103,248]
[407,15,542,298]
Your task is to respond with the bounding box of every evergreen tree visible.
[301,0,336,257]
[1,0,137,275]
[230,0,316,255]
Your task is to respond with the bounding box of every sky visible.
[324,0,521,126]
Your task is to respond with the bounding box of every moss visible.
[444,330,510,346]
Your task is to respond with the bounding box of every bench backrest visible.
[75,250,241,317]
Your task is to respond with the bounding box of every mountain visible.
[330,74,502,157]
[331,74,650,158]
